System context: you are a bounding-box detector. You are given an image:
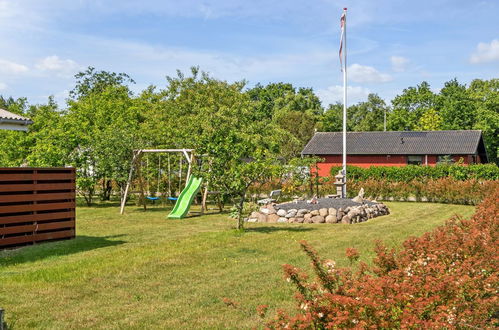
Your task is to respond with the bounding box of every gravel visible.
[276,198,377,211]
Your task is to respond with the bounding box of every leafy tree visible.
[65,68,141,205]
[349,94,387,131]
[247,83,323,158]
[389,81,437,130]
[0,96,33,166]
[414,108,443,131]
[319,103,343,132]
[468,79,499,164]
[439,79,476,130]
[69,66,135,100]
[247,82,295,120]
[157,68,284,229]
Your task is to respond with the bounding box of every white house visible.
[0,108,33,131]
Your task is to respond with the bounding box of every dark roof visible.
[302,130,487,158]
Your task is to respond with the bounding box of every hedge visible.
[329,163,499,182]
[347,178,498,205]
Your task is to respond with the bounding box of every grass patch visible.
[0,202,474,328]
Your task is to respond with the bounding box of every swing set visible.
[119,149,221,217]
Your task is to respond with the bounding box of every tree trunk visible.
[236,192,246,230]
[83,189,94,206]
[101,179,112,201]
[236,184,251,230]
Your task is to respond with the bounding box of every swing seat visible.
[167,197,178,201]
[146,196,160,201]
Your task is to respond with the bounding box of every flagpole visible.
[342,7,347,198]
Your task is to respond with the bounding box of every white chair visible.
[257,189,281,205]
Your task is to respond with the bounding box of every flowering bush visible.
[264,188,499,328]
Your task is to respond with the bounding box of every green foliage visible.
[1,68,497,208]
[330,163,499,182]
[414,108,442,130]
[320,94,387,132]
[389,81,437,130]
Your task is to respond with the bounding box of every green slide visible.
[167,176,203,219]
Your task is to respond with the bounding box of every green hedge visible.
[329,163,499,182]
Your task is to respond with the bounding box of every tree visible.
[439,79,476,130]
[0,96,33,166]
[156,68,284,229]
[349,94,387,131]
[468,79,499,164]
[389,81,437,130]
[69,66,135,100]
[64,68,141,205]
[414,108,443,131]
[247,83,323,158]
[319,103,343,132]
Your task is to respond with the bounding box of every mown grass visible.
[0,202,474,329]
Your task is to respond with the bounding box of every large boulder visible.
[311,215,325,223]
[328,208,337,216]
[276,209,287,217]
[310,210,320,216]
[267,214,279,223]
[278,217,288,223]
[297,209,309,216]
[341,215,351,224]
[260,205,276,215]
[319,208,328,217]
[249,211,267,223]
[325,215,337,223]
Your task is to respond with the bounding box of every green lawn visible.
[1,202,475,329]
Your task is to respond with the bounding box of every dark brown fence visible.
[0,167,76,249]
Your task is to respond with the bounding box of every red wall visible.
[317,154,473,177]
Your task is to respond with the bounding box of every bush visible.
[264,187,499,328]
[330,163,499,182]
[345,178,499,205]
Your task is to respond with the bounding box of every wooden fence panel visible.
[0,167,76,249]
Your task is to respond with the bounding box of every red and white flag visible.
[339,10,346,71]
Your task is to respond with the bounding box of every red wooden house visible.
[301,130,488,177]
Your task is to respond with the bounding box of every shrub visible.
[330,163,499,182]
[265,187,499,329]
[344,178,498,205]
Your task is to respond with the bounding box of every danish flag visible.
[339,9,346,71]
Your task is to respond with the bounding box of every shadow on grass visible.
[0,235,126,267]
[245,226,315,234]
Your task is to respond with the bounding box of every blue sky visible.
[0,0,498,107]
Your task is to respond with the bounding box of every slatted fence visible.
[0,167,76,249]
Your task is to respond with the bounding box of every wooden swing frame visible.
[119,149,194,214]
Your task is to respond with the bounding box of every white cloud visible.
[348,64,392,83]
[0,59,29,74]
[470,39,499,64]
[317,85,371,106]
[0,82,7,90]
[35,55,81,76]
[390,56,409,72]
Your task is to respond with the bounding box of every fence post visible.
[0,307,4,330]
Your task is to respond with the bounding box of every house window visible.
[437,155,455,164]
[407,155,423,165]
